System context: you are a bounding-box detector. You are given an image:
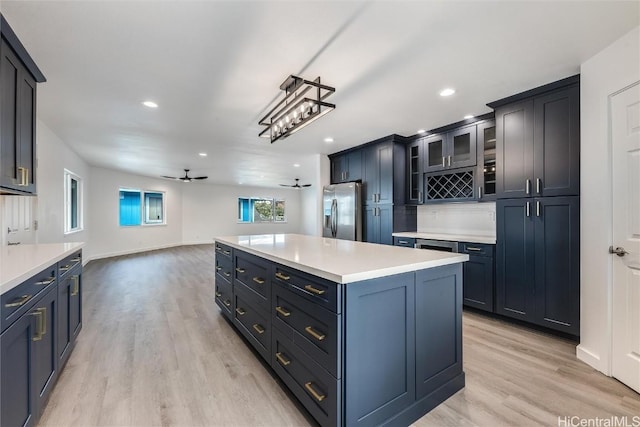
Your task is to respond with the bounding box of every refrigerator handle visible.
[331,199,338,237]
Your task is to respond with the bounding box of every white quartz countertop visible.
[215,234,468,284]
[392,232,496,245]
[1,242,85,295]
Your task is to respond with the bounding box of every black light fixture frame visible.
[259,75,335,143]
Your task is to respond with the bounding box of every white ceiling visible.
[1,1,638,188]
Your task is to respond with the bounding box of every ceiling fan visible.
[161,169,208,182]
[280,178,311,189]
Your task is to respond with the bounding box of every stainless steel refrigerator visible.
[322,182,362,241]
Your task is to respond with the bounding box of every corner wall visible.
[578,26,640,374]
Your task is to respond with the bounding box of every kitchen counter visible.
[1,242,85,294]
[215,233,468,284]
[392,231,496,245]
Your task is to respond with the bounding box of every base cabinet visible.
[460,242,495,312]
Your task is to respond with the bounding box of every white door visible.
[611,81,640,393]
[2,195,37,245]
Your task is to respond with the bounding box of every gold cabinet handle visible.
[31,307,46,341]
[304,326,326,341]
[275,352,291,366]
[70,257,81,263]
[252,324,265,334]
[71,276,80,296]
[235,307,246,316]
[223,250,230,255]
[304,382,326,402]
[17,167,28,186]
[5,294,32,308]
[59,264,72,272]
[216,266,222,271]
[275,306,291,317]
[35,277,56,286]
[223,272,231,277]
[252,277,265,285]
[223,300,231,307]
[235,268,245,273]
[215,246,222,252]
[215,291,221,297]
[275,272,290,281]
[304,284,325,295]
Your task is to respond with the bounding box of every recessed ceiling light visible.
[464,115,474,119]
[293,163,300,168]
[417,129,426,134]
[198,152,207,157]
[439,88,455,97]
[324,137,334,143]
[142,101,158,108]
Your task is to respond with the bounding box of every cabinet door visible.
[477,120,497,201]
[57,274,71,365]
[363,205,378,243]
[345,150,362,182]
[377,144,393,204]
[363,145,379,205]
[424,134,447,172]
[462,255,494,312]
[330,155,346,184]
[32,286,58,417]
[378,204,393,245]
[496,100,534,199]
[533,85,580,197]
[18,70,36,194]
[406,139,424,204]
[534,196,580,335]
[1,312,36,427]
[70,272,82,342]
[496,199,535,321]
[1,39,20,191]
[448,125,477,169]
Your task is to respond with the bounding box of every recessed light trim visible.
[464,115,474,119]
[293,163,300,168]
[324,137,334,143]
[439,88,455,97]
[142,101,158,108]
[417,129,426,134]
[198,152,207,157]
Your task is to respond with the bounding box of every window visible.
[64,169,83,234]
[238,197,286,223]
[119,189,165,226]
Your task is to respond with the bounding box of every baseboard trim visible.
[85,242,184,263]
[577,344,610,376]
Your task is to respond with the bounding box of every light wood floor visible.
[38,245,639,427]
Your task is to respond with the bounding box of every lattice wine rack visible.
[426,170,474,200]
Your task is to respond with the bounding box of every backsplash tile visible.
[417,202,496,237]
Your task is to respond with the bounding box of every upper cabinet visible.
[490,76,580,199]
[330,150,362,184]
[423,124,477,173]
[0,15,46,195]
[476,120,497,201]
[405,138,423,204]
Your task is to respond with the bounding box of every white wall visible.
[578,26,640,374]
[416,202,496,238]
[88,166,183,260]
[301,154,330,237]
[181,182,303,244]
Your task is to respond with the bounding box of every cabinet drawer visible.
[272,327,340,427]
[214,242,233,260]
[2,266,57,333]
[273,283,340,378]
[459,242,494,257]
[234,292,270,361]
[214,278,232,318]
[58,251,82,279]
[273,265,340,314]
[234,252,270,301]
[393,237,416,248]
[215,255,233,284]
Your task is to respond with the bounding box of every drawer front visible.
[215,255,233,284]
[393,237,416,248]
[460,242,494,257]
[214,277,233,318]
[214,242,233,260]
[235,252,270,301]
[273,265,340,314]
[58,250,82,279]
[272,328,340,427]
[273,283,340,378]
[2,266,57,333]
[234,292,270,360]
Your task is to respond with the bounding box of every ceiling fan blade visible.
[192,176,208,180]
[279,184,293,187]
[161,175,178,179]
[301,184,312,187]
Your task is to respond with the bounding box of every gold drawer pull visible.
[304,284,325,295]
[235,268,245,273]
[223,250,230,255]
[275,352,291,366]
[70,257,81,263]
[223,272,231,277]
[215,291,221,297]
[304,326,326,341]
[215,246,222,252]
[5,294,32,308]
[275,306,291,317]
[223,300,231,307]
[31,307,46,341]
[252,324,265,334]
[35,277,55,286]
[304,382,326,402]
[216,266,222,271]
[275,272,290,281]
[235,307,246,316]
[252,277,265,285]
[59,264,71,271]
[70,276,80,296]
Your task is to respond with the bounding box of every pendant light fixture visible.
[259,75,335,143]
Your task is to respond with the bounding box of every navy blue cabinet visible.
[331,150,362,184]
[393,236,416,248]
[406,138,424,204]
[364,204,393,246]
[496,197,580,335]
[57,265,82,367]
[32,286,58,417]
[363,142,393,205]
[460,242,495,312]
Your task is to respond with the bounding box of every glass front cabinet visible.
[477,120,497,200]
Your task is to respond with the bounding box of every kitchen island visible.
[214,234,468,427]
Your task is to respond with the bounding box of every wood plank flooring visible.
[38,245,639,427]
